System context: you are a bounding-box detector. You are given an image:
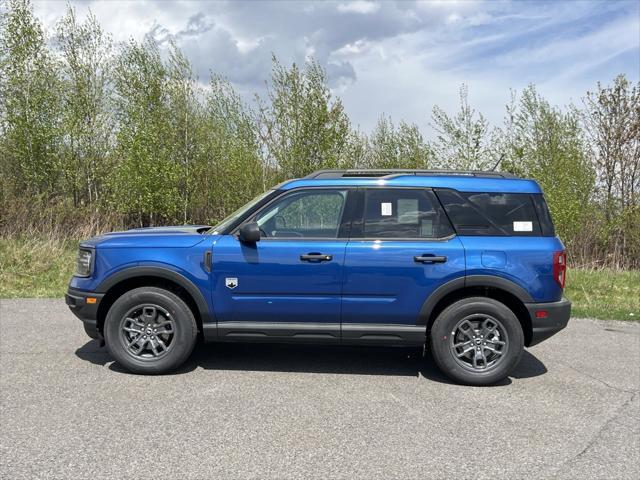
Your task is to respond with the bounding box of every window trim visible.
[232,186,356,241]
[349,186,457,241]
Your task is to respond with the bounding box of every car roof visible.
[279,169,542,194]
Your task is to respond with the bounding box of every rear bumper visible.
[65,287,105,340]
[525,297,571,347]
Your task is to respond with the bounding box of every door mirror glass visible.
[238,222,261,243]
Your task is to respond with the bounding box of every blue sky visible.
[34,0,640,133]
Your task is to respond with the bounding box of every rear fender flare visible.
[417,275,533,326]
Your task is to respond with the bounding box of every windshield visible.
[208,190,274,234]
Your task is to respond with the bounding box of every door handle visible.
[300,253,333,262]
[414,255,447,264]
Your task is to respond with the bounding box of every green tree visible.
[111,38,178,225]
[430,84,500,170]
[0,0,62,198]
[342,129,369,169]
[257,56,351,180]
[195,74,263,222]
[56,5,113,207]
[582,75,640,267]
[165,42,203,223]
[365,115,431,168]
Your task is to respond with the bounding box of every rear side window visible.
[361,188,454,239]
[435,189,544,237]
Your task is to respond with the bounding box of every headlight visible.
[75,248,93,277]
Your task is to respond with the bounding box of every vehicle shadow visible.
[75,340,547,386]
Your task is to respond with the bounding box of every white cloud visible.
[446,13,461,25]
[334,39,372,56]
[337,1,381,15]
[236,35,266,54]
[31,0,640,135]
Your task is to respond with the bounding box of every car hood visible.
[80,225,212,249]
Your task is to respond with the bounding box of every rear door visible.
[212,188,353,342]
[341,187,465,344]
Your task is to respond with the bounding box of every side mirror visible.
[238,222,261,243]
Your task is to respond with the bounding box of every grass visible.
[0,238,638,321]
[0,238,77,298]
[565,268,639,321]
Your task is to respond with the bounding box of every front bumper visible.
[525,297,571,346]
[65,287,105,340]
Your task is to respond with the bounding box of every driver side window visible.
[254,189,347,239]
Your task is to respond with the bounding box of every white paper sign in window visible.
[397,198,418,224]
[513,221,533,232]
[381,202,393,216]
[420,219,434,237]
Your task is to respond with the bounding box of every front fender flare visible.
[96,265,212,324]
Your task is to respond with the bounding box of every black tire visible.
[429,297,524,386]
[104,286,198,374]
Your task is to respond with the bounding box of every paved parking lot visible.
[1,298,638,479]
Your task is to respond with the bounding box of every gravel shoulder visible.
[1,299,638,479]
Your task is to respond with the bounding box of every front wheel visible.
[104,287,198,374]
[429,297,524,386]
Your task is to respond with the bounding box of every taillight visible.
[553,251,566,289]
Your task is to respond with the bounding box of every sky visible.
[33,0,640,134]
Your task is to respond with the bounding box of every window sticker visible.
[513,221,533,232]
[381,202,393,216]
[420,219,434,237]
[397,198,418,224]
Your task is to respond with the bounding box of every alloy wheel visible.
[449,313,509,371]
[119,305,175,359]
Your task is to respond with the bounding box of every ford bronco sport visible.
[67,169,571,385]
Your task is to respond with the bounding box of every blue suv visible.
[66,169,571,385]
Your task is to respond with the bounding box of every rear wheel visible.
[104,287,198,374]
[430,297,524,385]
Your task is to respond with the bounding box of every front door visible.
[212,188,352,343]
[341,187,466,344]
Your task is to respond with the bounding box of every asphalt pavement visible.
[1,298,638,479]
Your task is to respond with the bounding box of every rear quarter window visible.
[435,189,546,237]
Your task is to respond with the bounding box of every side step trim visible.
[342,324,426,345]
[216,322,340,344]
[204,322,426,346]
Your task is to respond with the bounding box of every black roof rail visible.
[304,169,519,179]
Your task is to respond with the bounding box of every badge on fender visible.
[225,277,238,289]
